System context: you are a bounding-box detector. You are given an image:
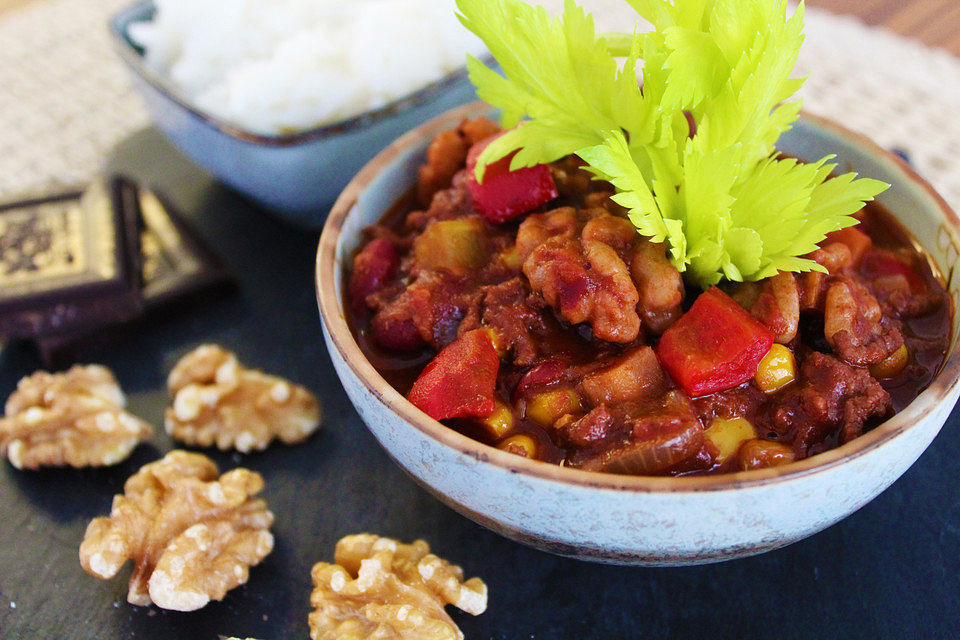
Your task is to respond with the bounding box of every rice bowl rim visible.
[109,0,493,147]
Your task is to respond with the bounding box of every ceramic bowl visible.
[109,0,482,225]
[316,102,960,565]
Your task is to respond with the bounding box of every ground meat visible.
[869,274,938,318]
[824,277,903,366]
[405,171,476,232]
[859,248,944,319]
[762,352,893,457]
[371,271,481,350]
[416,117,501,207]
[458,278,545,366]
[557,405,616,448]
[693,383,767,425]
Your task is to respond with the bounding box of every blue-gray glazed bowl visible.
[109,0,482,226]
[317,102,960,565]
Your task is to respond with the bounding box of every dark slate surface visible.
[1,129,959,640]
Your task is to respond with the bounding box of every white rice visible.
[128,0,487,135]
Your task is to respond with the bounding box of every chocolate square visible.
[32,179,232,365]
[135,184,231,311]
[0,178,143,339]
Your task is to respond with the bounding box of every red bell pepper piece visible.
[825,225,872,266]
[655,288,774,397]
[349,238,399,314]
[466,133,558,224]
[407,329,500,420]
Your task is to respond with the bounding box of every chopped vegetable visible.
[407,329,500,420]
[754,343,797,393]
[656,287,774,396]
[825,225,872,266]
[870,344,909,379]
[413,218,489,272]
[456,0,889,288]
[525,388,583,427]
[477,400,515,438]
[466,133,558,223]
[704,417,757,465]
[478,326,508,357]
[349,238,399,313]
[498,434,537,457]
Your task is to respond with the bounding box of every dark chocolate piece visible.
[135,185,231,311]
[0,179,143,339]
[33,179,233,366]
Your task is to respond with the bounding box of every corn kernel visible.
[499,246,523,270]
[498,434,537,458]
[704,417,756,464]
[754,344,796,393]
[870,344,909,379]
[478,401,514,439]
[525,388,583,428]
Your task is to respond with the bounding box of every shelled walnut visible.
[309,534,488,640]
[79,450,274,610]
[0,365,152,469]
[165,344,321,453]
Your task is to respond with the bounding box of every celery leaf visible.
[456,0,890,288]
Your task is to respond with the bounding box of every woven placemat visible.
[1,0,959,212]
[0,0,147,200]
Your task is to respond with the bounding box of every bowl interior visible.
[319,103,960,491]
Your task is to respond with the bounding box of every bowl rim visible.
[316,101,960,494]
[108,0,491,147]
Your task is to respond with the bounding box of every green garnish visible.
[456,0,889,288]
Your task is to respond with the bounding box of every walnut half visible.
[309,534,488,640]
[0,365,152,469]
[79,450,274,610]
[165,344,322,453]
